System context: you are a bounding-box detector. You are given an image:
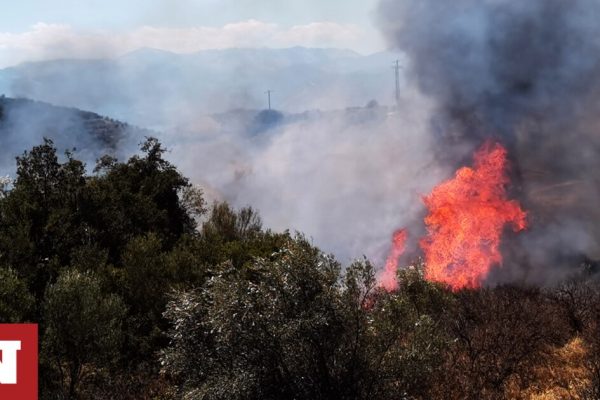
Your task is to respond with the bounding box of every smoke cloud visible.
[377,0,600,284]
[0,47,423,266]
[167,92,445,264]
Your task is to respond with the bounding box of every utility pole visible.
[393,60,402,107]
[265,90,273,110]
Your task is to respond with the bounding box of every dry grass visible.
[505,337,591,400]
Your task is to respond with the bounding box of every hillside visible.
[0,96,148,172]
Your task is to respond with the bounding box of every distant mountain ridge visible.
[0,47,404,129]
[120,46,364,64]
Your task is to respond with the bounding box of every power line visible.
[265,90,273,110]
[393,60,402,106]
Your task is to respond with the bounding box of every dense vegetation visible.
[1,138,599,399]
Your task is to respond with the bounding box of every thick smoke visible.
[167,92,445,264]
[0,47,428,266]
[377,0,600,284]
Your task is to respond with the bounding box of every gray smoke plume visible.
[0,47,430,267]
[377,0,600,284]
[167,93,445,265]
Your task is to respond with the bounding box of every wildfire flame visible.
[421,141,527,289]
[380,229,407,291]
[380,141,527,291]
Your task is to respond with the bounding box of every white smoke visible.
[168,87,448,264]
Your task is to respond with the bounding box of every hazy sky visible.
[0,0,386,67]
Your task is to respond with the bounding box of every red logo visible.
[0,324,38,399]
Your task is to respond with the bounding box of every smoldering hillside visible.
[0,97,145,172]
[377,0,600,284]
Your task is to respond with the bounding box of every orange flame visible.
[420,141,527,290]
[380,229,407,291]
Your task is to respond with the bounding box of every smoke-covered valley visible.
[0,46,447,265]
[0,90,443,266]
[167,94,446,264]
[0,47,402,127]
